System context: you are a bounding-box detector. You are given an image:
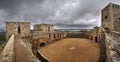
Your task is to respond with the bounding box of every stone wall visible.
[31,23,67,47]
[111,31,120,40]
[99,32,107,62]
[0,34,42,62]
[89,27,103,43]
[6,22,30,40]
[6,22,67,55]
[32,31,66,48]
[114,21,120,32]
[0,34,15,62]
[15,38,41,62]
[101,3,120,62]
[34,24,54,32]
[104,32,120,62]
[101,3,113,30]
[112,4,120,32]
[102,3,120,32]
[66,31,88,38]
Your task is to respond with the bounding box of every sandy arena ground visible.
[39,38,100,62]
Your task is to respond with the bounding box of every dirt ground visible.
[39,38,100,62]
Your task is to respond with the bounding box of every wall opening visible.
[54,34,56,38]
[105,16,107,19]
[18,26,21,34]
[40,43,45,47]
[48,27,50,32]
[95,36,98,42]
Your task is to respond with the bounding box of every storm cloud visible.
[0,0,120,29]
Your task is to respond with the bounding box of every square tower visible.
[102,3,120,32]
[6,22,30,40]
[33,24,54,32]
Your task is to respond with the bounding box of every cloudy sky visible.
[0,0,120,29]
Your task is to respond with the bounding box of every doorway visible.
[40,43,45,47]
[95,37,98,42]
[18,26,21,34]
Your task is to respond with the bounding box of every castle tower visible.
[6,22,30,40]
[102,3,120,32]
[33,24,54,32]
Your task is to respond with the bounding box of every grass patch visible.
[0,32,6,52]
[0,43,6,52]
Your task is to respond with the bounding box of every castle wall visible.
[112,4,120,32]
[34,24,54,32]
[101,3,120,62]
[15,38,41,62]
[66,31,86,38]
[6,22,67,49]
[32,31,66,48]
[114,21,120,32]
[0,34,15,62]
[99,32,107,62]
[6,22,30,40]
[102,3,120,32]
[101,3,114,30]
[111,31,120,43]
[88,27,104,43]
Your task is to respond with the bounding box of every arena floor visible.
[39,38,100,62]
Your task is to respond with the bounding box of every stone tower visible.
[102,3,120,32]
[33,24,54,32]
[6,22,30,40]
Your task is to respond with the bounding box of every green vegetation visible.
[0,32,6,52]
[0,32,6,41]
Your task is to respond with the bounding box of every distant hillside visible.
[54,29,91,31]
[0,32,6,41]
[0,32,6,52]
[0,27,6,32]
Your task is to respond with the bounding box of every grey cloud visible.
[0,0,120,29]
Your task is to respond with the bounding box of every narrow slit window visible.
[18,26,21,34]
[119,17,120,20]
[105,16,107,19]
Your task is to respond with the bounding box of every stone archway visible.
[40,43,45,47]
[95,36,98,42]
[54,34,56,38]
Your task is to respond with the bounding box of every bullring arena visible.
[40,38,99,62]
[1,3,120,62]
[0,22,100,62]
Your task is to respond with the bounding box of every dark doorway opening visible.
[40,43,45,47]
[54,34,56,38]
[18,26,21,34]
[105,16,108,19]
[95,37,98,42]
[48,27,50,32]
